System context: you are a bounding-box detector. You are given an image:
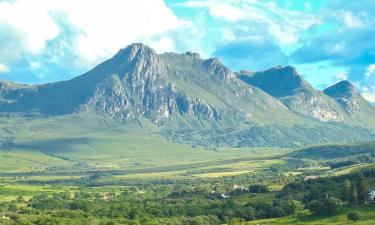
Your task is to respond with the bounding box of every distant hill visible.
[288,141,375,160]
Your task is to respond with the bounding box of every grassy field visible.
[0,114,290,174]
[0,181,77,201]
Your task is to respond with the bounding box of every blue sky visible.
[0,0,375,102]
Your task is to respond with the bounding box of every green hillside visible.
[289,141,375,160]
[0,113,287,174]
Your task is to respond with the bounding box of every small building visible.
[220,193,230,199]
[233,184,248,192]
[304,176,318,181]
[369,190,375,201]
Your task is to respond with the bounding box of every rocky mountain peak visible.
[183,51,201,59]
[323,80,358,99]
[238,66,307,98]
[109,43,164,83]
[114,43,157,63]
[268,65,303,81]
[203,58,235,81]
[323,80,363,116]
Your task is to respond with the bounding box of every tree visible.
[323,197,342,216]
[283,200,304,217]
[16,196,25,203]
[349,183,358,206]
[347,211,360,222]
[296,210,309,223]
[341,179,351,201]
[356,173,368,205]
[270,206,285,218]
[249,185,269,193]
[307,200,323,215]
[247,206,256,221]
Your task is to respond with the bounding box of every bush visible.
[323,197,342,216]
[347,211,360,221]
[249,185,269,193]
[307,200,324,215]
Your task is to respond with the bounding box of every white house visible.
[220,193,230,199]
[369,190,375,201]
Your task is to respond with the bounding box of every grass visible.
[0,113,290,174]
[331,164,370,176]
[246,205,375,225]
[0,149,73,172]
[0,183,77,201]
[191,170,250,178]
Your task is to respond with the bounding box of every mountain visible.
[237,66,344,122]
[0,43,375,149]
[0,44,300,128]
[324,80,374,117]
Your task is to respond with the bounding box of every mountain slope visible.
[237,66,345,121]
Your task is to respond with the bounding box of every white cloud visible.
[148,37,176,53]
[0,0,188,66]
[29,62,42,71]
[181,0,320,45]
[0,0,60,53]
[365,64,375,77]
[336,71,348,80]
[358,65,375,102]
[183,1,246,22]
[341,11,365,27]
[0,63,10,73]
[362,92,375,102]
[62,0,187,63]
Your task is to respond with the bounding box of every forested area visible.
[0,167,374,225]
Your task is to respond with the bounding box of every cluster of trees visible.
[0,191,302,225]
[281,170,373,219]
[342,174,369,205]
[327,154,375,169]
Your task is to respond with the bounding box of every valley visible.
[1,140,375,224]
[0,43,375,224]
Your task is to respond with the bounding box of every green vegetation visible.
[0,162,375,224]
[0,113,292,173]
[289,141,375,160]
[347,211,360,222]
[0,162,372,223]
[1,122,375,225]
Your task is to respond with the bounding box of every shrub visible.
[347,211,360,221]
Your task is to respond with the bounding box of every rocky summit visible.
[1,43,375,147]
